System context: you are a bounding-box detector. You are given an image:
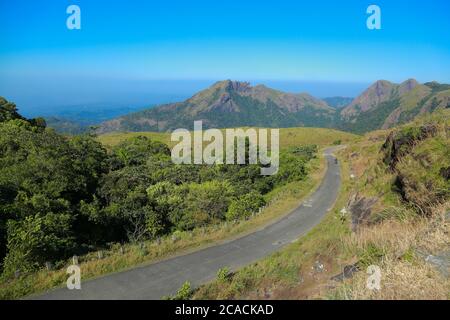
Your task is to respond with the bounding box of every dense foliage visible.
[0,98,315,276]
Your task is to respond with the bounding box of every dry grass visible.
[331,191,450,299]
[342,258,448,300]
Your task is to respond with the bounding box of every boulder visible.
[348,193,378,231]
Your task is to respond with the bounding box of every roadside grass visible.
[0,151,327,299]
[328,112,450,300]
[331,203,450,300]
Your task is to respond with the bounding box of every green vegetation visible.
[216,267,231,283]
[1,97,339,299]
[164,281,193,300]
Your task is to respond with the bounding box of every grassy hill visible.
[97,127,359,150]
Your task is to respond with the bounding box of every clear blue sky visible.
[0,0,449,111]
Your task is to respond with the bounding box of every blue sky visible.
[0,0,449,112]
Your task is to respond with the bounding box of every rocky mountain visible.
[338,79,450,133]
[97,80,336,133]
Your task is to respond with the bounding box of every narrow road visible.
[36,147,341,300]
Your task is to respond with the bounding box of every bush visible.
[217,267,231,282]
[3,214,74,276]
[173,281,193,300]
[226,191,265,221]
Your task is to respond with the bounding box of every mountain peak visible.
[211,80,251,92]
[341,80,396,117]
[399,78,419,93]
[370,79,395,92]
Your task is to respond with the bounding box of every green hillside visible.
[97,127,359,150]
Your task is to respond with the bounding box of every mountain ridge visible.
[5,79,447,135]
[97,80,337,133]
[338,79,450,133]
[97,78,449,134]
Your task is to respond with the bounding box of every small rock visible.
[347,193,378,231]
[331,263,360,282]
[425,251,450,278]
[313,261,325,273]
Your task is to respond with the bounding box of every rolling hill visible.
[97,127,359,150]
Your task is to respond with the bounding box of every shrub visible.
[217,267,231,283]
[174,281,192,300]
[226,191,265,221]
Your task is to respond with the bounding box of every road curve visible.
[36,147,341,300]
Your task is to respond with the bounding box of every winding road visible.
[36,147,341,300]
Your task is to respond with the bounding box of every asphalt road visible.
[36,147,341,300]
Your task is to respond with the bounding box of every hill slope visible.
[97,80,336,133]
[339,79,450,133]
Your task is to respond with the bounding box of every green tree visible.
[226,191,265,221]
